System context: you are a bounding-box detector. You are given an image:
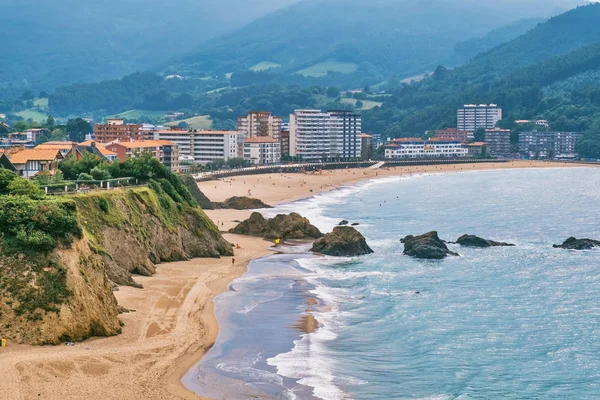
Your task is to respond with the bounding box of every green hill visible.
[0,0,298,95]
[167,0,581,81]
[361,3,600,154]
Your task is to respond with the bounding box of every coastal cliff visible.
[0,179,232,345]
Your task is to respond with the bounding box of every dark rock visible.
[401,231,459,259]
[553,237,600,250]
[338,220,349,226]
[455,234,515,248]
[214,196,272,210]
[179,174,214,209]
[351,223,360,226]
[311,226,374,257]
[230,212,323,240]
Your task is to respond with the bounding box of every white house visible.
[243,137,281,165]
[385,138,467,159]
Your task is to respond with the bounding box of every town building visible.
[466,142,487,157]
[519,131,582,159]
[360,133,374,160]
[8,128,50,144]
[535,120,549,128]
[434,128,472,143]
[384,138,467,159]
[77,140,119,161]
[5,149,63,179]
[484,128,511,157]
[93,119,145,143]
[152,130,241,164]
[457,104,502,131]
[105,140,180,171]
[238,112,283,141]
[280,130,290,157]
[289,109,362,161]
[243,137,281,165]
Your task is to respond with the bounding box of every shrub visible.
[0,168,18,193]
[6,177,45,199]
[77,173,94,181]
[98,197,110,213]
[90,166,111,180]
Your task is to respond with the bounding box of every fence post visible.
[64,185,68,193]
[45,186,48,194]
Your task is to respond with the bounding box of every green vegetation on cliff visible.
[0,162,232,345]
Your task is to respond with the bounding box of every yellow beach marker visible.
[275,239,281,245]
[1,338,6,347]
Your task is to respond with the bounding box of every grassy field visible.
[106,109,169,120]
[15,109,49,122]
[165,115,212,130]
[340,98,383,110]
[250,61,281,71]
[34,98,49,107]
[297,61,358,77]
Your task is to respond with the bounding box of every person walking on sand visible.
[232,258,235,265]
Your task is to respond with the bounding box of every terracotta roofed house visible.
[7,149,63,179]
[104,140,179,171]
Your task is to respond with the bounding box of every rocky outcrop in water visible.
[401,231,459,259]
[230,212,323,240]
[553,237,600,250]
[311,227,374,256]
[338,220,349,226]
[455,234,515,248]
[214,196,272,210]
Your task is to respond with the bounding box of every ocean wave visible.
[267,328,346,400]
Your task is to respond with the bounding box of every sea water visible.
[184,167,600,399]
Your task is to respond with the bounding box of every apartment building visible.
[238,112,283,141]
[94,119,145,142]
[519,131,582,159]
[105,140,180,172]
[360,133,374,160]
[434,128,472,143]
[484,128,511,157]
[457,104,502,131]
[243,137,281,165]
[384,138,467,159]
[289,109,362,161]
[280,130,290,157]
[152,130,241,164]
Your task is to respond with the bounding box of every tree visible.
[356,100,364,109]
[13,121,29,132]
[432,65,448,80]
[45,115,56,129]
[77,173,94,181]
[20,90,34,101]
[0,169,18,193]
[326,86,341,98]
[65,118,92,142]
[473,128,486,142]
[0,124,8,137]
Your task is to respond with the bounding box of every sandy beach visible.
[1,160,593,400]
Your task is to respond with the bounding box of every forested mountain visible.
[361,3,600,153]
[166,0,581,81]
[451,18,545,64]
[0,0,298,93]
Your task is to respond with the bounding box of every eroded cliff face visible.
[74,188,233,287]
[0,186,232,344]
[0,239,121,345]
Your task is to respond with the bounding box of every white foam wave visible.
[267,328,345,400]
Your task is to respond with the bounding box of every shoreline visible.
[2,160,596,400]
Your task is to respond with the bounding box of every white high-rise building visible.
[289,110,361,161]
[238,112,283,141]
[457,104,502,131]
[153,129,242,164]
